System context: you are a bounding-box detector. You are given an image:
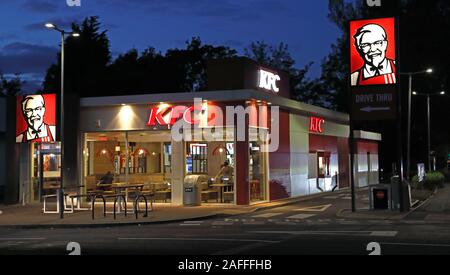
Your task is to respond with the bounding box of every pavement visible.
[0,185,444,228]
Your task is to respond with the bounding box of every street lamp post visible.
[400,68,433,181]
[45,23,79,219]
[413,90,446,172]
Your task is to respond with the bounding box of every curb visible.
[402,187,439,219]
[0,213,229,230]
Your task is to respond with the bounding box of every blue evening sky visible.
[0,0,341,92]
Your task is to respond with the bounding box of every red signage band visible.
[310,117,325,134]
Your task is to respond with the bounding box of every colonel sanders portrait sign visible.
[350,17,396,87]
[16,94,57,143]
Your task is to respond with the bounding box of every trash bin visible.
[183,175,201,206]
[369,184,391,210]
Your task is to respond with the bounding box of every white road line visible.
[212,221,234,226]
[381,242,450,248]
[252,212,284,218]
[286,214,316,220]
[323,196,340,199]
[179,224,202,226]
[0,238,46,241]
[370,231,398,237]
[243,221,266,225]
[118,238,279,243]
[248,231,398,237]
[338,220,361,225]
[183,221,204,224]
[293,204,332,212]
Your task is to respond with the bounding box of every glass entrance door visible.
[32,143,61,202]
[249,140,268,203]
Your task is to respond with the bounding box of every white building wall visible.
[289,114,348,196]
[289,115,309,197]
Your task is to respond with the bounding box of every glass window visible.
[164,143,172,173]
[318,152,331,178]
[186,143,208,174]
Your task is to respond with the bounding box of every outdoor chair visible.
[201,182,219,203]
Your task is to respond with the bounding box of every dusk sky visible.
[0,0,342,93]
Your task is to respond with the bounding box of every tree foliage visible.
[0,73,23,96]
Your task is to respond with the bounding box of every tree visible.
[245,41,332,107]
[0,73,23,96]
[43,16,111,97]
[166,37,237,92]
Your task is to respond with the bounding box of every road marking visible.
[323,196,340,199]
[370,231,398,237]
[212,221,234,226]
[401,220,426,224]
[243,221,266,225]
[248,231,398,237]
[338,220,361,225]
[381,242,450,248]
[183,221,204,224]
[118,238,279,243]
[286,214,316,220]
[293,204,332,212]
[252,212,283,218]
[0,238,46,241]
[275,222,298,226]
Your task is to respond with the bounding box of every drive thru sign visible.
[349,17,398,120]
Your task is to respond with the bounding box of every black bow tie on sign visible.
[370,64,384,76]
[31,129,40,138]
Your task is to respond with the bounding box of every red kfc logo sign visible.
[147,104,215,127]
[310,117,325,134]
[350,17,396,87]
[16,94,57,143]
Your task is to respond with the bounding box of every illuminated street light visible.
[400,68,434,180]
[45,22,80,219]
[413,90,447,171]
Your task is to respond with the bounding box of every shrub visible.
[412,171,445,190]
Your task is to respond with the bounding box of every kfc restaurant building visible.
[8,58,381,206]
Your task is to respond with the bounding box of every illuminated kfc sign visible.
[258,69,280,93]
[147,104,214,126]
[16,94,57,143]
[350,17,396,87]
[310,117,325,134]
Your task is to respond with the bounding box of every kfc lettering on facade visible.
[310,117,325,134]
[258,69,281,93]
[147,104,214,127]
